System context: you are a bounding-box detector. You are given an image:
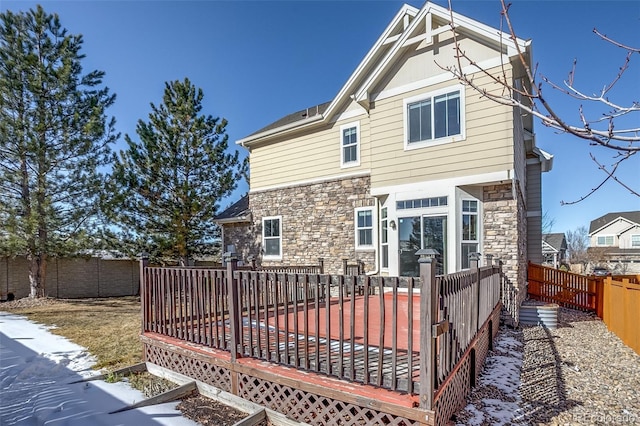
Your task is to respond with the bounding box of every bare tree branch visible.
[440,0,638,201]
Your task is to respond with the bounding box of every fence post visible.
[417,248,438,411]
[318,258,324,274]
[139,252,149,334]
[358,260,365,275]
[470,252,481,332]
[226,254,240,362]
[485,254,493,267]
[342,259,348,275]
[247,255,256,271]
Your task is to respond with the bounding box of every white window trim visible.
[380,207,389,271]
[340,121,361,168]
[262,215,282,260]
[596,234,615,246]
[461,200,479,240]
[461,198,480,269]
[354,206,376,251]
[403,84,466,151]
[631,234,640,247]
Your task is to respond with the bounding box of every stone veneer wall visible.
[247,176,376,274]
[222,222,257,266]
[482,183,528,310]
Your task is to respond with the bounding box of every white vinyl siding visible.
[369,68,514,190]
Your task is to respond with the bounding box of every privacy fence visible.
[527,262,640,354]
[602,276,640,355]
[140,256,503,426]
[1,256,139,300]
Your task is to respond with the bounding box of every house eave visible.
[237,114,324,148]
[214,213,252,225]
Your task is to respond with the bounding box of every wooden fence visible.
[602,277,640,355]
[527,263,640,355]
[141,257,502,424]
[527,262,603,314]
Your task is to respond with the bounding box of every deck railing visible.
[140,255,502,410]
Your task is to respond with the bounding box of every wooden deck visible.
[140,259,503,426]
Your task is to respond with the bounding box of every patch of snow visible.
[0,311,199,426]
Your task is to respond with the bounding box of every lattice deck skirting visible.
[433,306,501,426]
[141,304,501,426]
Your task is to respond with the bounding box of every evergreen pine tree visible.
[0,6,117,297]
[107,78,246,265]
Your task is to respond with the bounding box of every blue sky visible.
[3,0,639,234]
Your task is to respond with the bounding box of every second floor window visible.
[596,235,614,246]
[406,87,463,147]
[340,122,360,167]
[632,235,640,247]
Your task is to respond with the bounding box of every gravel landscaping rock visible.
[457,308,640,425]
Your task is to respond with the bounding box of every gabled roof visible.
[542,233,567,252]
[589,211,640,235]
[214,194,251,224]
[237,1,529,148]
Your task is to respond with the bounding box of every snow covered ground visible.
[455,328,527,425]
[0,311,198,426]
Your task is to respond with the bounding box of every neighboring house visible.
[542,233,567,268]
[215,2,553,293]
[588,211,640,274]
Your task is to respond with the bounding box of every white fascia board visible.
[354,5,429,104]
[236,114,323,147]
[542,240,559,253]
[425,2,527,52]
[589,217,634,237]
[355,1,528,103]
[323,4,419,120]
[532,146,553,172]
[370,170,512,197]
[237,4,419,148]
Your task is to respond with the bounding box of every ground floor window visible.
[263,216,282,259]
[380,207,389,269]
[461,200,478,269]
[355,207,374,249]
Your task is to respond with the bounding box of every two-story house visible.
[542,233,568,269]
[588,211,640,274]
[215,2,552,294]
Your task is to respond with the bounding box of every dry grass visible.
[3,296,143,370]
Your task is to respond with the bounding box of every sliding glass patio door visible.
[398,215,447,276]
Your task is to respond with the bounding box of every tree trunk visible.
[27,253,47,298]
